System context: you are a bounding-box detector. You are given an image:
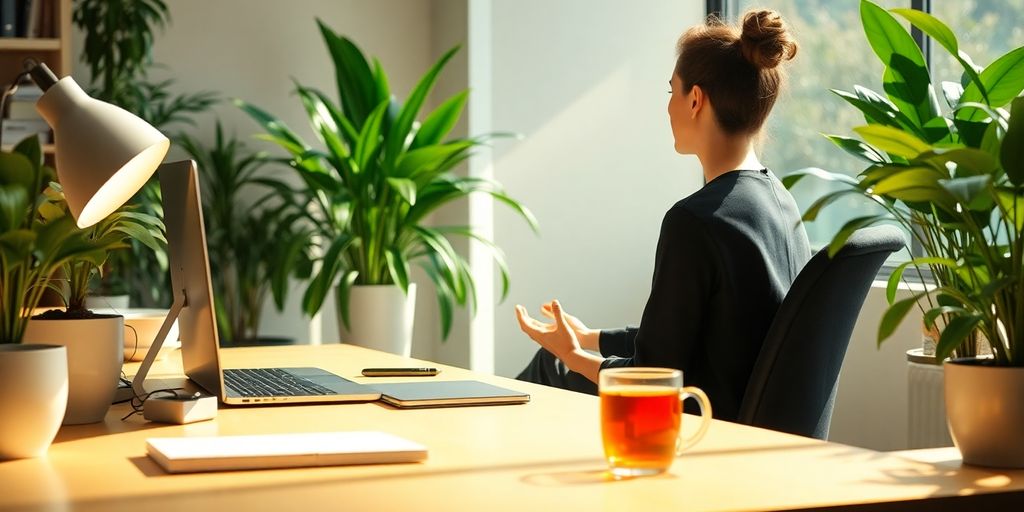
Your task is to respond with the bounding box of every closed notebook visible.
[146,431,428,473]
[371,380,530,408]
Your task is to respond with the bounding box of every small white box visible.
[143,394,218,424]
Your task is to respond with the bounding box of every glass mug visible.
[599,367,712,477]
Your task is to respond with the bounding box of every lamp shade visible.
[35,76,170,228]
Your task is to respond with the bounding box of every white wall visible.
[487,0,705,377]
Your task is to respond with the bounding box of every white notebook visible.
[146,431,428,473]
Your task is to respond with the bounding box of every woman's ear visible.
[690,84,705,119]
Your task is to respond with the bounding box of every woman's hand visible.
[539,301,599,351]
[515,300,582,360]
[515,300,604,384]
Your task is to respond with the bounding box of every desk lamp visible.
[1,60,170,228]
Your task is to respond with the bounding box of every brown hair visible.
[674,9,798,135]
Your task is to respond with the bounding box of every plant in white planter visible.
[0,136,99,458]
[788,0,1024,467]
[238,20,536,355]
[23,179,163,425]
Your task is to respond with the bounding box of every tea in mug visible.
[601,385,681,472]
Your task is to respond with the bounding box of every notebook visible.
[146,431,428,473]
[370,380,530,408]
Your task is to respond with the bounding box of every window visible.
[708,0,1023,267]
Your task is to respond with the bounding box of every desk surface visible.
[1,344,1022,511]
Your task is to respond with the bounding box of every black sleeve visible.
[601,207,717,371]
[599,327,638,357]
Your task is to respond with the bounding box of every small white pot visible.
[23,314,123,425]
[0,344,68,459]
[84,294,130,311]
[945,358,1024,468]
[340,284,416,357]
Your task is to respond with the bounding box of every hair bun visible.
[739,9,798,69]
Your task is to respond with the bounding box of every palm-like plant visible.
[34,182,164,317]
[0,137,109,342]
[238,20,536,339]
[786,0,1024,365]
[180,122,312,344]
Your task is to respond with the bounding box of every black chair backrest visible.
[737,226,906,439]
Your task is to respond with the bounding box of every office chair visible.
[737,225,906,439]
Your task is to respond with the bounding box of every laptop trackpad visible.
[286,367,372,394]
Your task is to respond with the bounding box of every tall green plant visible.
[180,122,312,343]
[74,0,217,307]
[238,20,537,339]
[0,137,106,342]
[786,0,1024,365]
[35,183,164,314]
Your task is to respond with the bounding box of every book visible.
[146,431,428,474]
[370,380,531,408]
[0,0,16,37]
[2,118,50,144]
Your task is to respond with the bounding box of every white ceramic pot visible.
[0,344,68,459]
[339,284,416,357]
[23,314,123,425]
[945,358,1024,468]
[84,294,130,311]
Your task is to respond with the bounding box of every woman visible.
[515,9,811,422]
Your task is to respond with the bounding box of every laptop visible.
[158,160,381,405]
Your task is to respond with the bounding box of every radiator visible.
[906,349,953,449]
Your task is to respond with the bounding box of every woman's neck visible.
[698,134,762,183]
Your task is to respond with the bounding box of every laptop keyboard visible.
[223,368,336,397]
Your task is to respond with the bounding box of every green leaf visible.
[0,151,35,191]
[996,188,1024,232]
[782,166,860,190]
[385,45,460,160]
[335,270,360,331]
[854,125,931,159]
[824,135,888,164]
[886,257,955,305]
[317,19,378,127]
[0,186,29,233]
[235,99,309,156]
[13,134,43,170]
[394,141,474,179]
[891,8,987,104]
[827,215,889,258]
[1002,96,1024,186]
[861,0,935,126]
[878,293,927,346]
[411,90,468,149]
[959,46,1024,120]
[384,248,410,293]
[923,306,966,330]
[354,100,389,172]
[939,176,991,209]
[871,166,941,195]
[302,234,355,316]
[420,261,454,339]
[386,177,417,206]
[935,314,983,360]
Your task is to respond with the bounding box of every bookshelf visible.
[0,0,72,156]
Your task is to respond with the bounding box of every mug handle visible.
[676,386,712,454]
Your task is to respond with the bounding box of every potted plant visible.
[787,0,1024,467]
[238,20,536,355]
[74,0,217,308]
[179,122,313,346]
[23,181,164,425]
[0,137,93,458]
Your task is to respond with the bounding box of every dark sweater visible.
[599,169,810,421]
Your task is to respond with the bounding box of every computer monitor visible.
[131,160,223,397]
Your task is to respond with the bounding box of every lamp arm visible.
[132,289,188,398]
[0,60,58,148]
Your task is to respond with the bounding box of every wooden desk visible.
[1,344,1022,511]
